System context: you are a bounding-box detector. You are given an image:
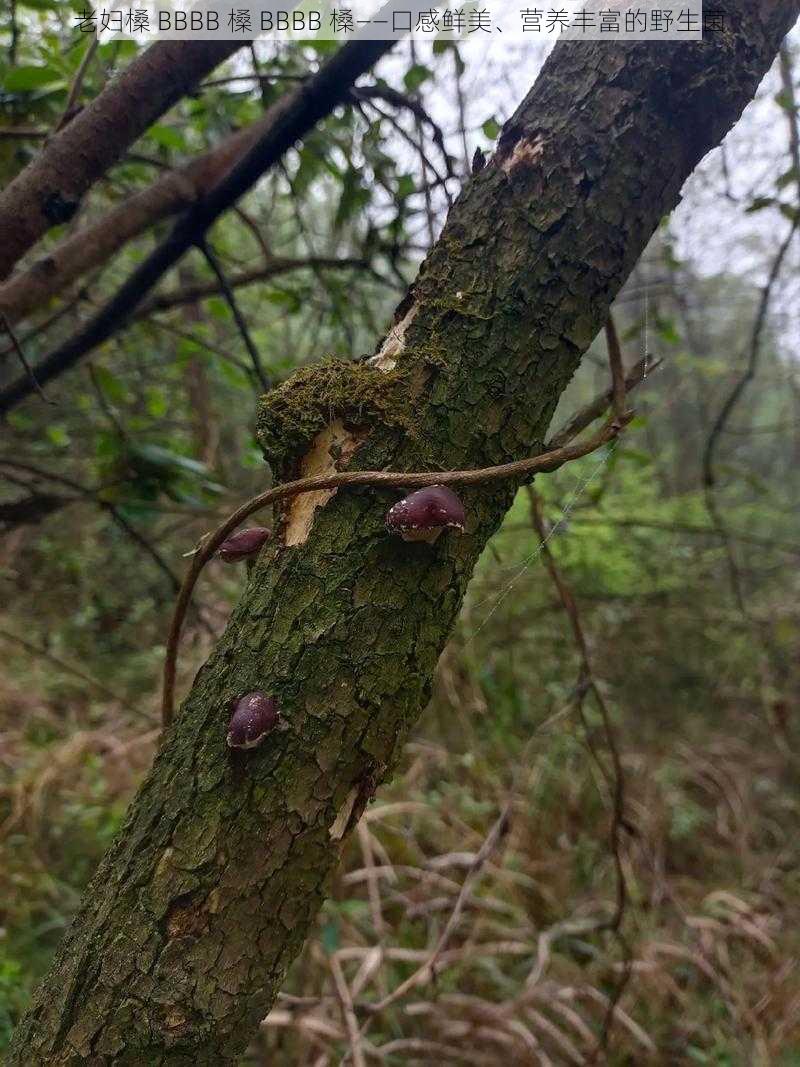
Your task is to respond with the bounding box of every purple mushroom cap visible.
[216,526,271,563]
[386,485,466,543]
[227,691,280,750]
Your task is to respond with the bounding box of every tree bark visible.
[0,40,243,280]
[9,6,799,1064]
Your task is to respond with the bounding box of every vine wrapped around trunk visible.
[9,6,800,1063]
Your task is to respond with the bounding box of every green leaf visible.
[144,387,168,418]
[320,919,339,954]
[482,117,501,140]
[147,124,188,152]
[776,166,800,190]
[403,64,432,92]
[176,338,202,365]
[99,40,138,61]
[334,167,363,229]
[17,0,62,11]
[92,365,128,405]
[4,65,63,90]
[779,202,800,222]
[95,429,123,462]
[214,358,250,391]
[656,318,681,346]
[745,196,776,213]
[207,297,230,321]
[617,447,652,467]
[397,173,415,199]
[46,425,70,448]
[264,290,302,312]
[433,39,465,74]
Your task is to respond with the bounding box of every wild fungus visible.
[227,691,280,750]
[385,485,466,544]
[216,526,271,563]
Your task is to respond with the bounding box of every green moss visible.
[256,358,414,474]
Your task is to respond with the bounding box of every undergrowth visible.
[2,464,798,1064]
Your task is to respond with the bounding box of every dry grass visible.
[252,665,800,1066]
[1,540,798,1065]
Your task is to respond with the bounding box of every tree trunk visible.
[9,7,799,1063]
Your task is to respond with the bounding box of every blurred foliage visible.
[1,11,800,1064]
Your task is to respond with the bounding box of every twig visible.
[0,311,52,404]
[0,457,182,596]
[351,84,454,181]
[523,318,636,1055]
[88,362,129,440]
[134,256,380,319]
[195,239,271,390]
[701,49,800,611]
[363,800,513,1015]
[358,821,386,937]
[701,214,799,610]
[0,287,88,365]
[233,206,273,263]
[8,0,17,63]
[545,357,659,450]
[410,40,437,245]
[200,73,307,89]
[56,36,99,132]
[330,956,367,1067]
[452,45,471,176]
[604,313,627,423]
[144,317,253,376]
[779,44,800,202]
[162,410,632,725]
[501,515,800,557]
[528,490,631,1059]
[0,126,48,140]
[0,626,149,720]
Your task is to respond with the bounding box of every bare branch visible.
[0,33,397,413]
[134,256,377,319]
[528,489,631,1057]
[0,310,52,404]
[546,356,660,450]
[604,313,627,423]
[0,40,244,278]
[195,240,271,390]
[55,36,100,132]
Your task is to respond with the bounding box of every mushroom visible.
[227,691,280,750]
[216,526,271,563]
[385,485,466,544]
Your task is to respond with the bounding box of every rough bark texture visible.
[9,6,800,1064]
[0,40,243,280]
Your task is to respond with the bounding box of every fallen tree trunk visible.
[9,5,799,1063]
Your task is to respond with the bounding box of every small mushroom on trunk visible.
[386,485,466,544]
[227,691,280,750]
[216,526,271,563]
